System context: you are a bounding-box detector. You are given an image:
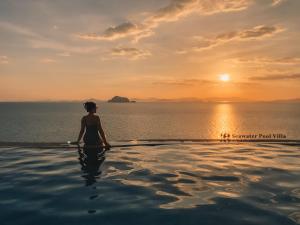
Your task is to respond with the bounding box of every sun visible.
[219,73,231,82]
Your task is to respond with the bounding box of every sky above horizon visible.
[0,0,299,101]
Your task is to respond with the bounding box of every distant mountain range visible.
[131,97,300,103]
[1,98,300,103]
[79,97,300,103]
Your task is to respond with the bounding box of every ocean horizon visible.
[0,102,299,143]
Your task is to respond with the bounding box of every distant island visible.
[107,96,136,103]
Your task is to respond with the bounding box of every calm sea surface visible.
[0,102,299,142]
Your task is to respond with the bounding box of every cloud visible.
[192,25,283,51]
[153,78,213,86]
[78,22,154,43]
[197,0,253,15]
[78,22,143,41]
[250,73,300,81]
[0,56,9,64]
[78,0,258,42]
[271,0,286,6]
[111,47,151,59]
[0,21,100,54]
[153,78,257,86]
[227,57,300,65]
[77,0,197,42]
[147,0,199,23]
[0,21,42,38]
[101,46,151,60]
[237,25,281,39]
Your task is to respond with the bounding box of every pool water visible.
[0,142,299,225]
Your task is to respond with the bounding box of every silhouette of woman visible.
[76,102,110,148]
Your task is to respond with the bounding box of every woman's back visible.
[83,115,102,145]
[84,114,99,126]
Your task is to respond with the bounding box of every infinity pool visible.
[0,142,299,225]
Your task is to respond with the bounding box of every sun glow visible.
[219,73,231,82]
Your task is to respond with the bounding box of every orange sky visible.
[0,0,299,101]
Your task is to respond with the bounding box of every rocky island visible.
[107,96,136,103]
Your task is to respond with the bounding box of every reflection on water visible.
[0,142,299,225]
[211,103,236,138]
[77,146,106,186]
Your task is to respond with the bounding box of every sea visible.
[0,102,299,142]
[0,102,299,225]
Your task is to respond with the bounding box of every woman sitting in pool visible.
[76,102,110,148]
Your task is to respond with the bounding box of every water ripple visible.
[0,143,299,225]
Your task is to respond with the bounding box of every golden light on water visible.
[211,103,236,138]
[219,73,231,82]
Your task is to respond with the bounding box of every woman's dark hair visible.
[84,101,97,112]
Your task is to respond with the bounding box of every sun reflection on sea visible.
[210,103,237,139]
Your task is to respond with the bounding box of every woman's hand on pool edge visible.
[104,142,111,149]
[69,141,80,145]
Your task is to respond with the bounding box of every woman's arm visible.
[97,116,110,147]
[76,117,85,143]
